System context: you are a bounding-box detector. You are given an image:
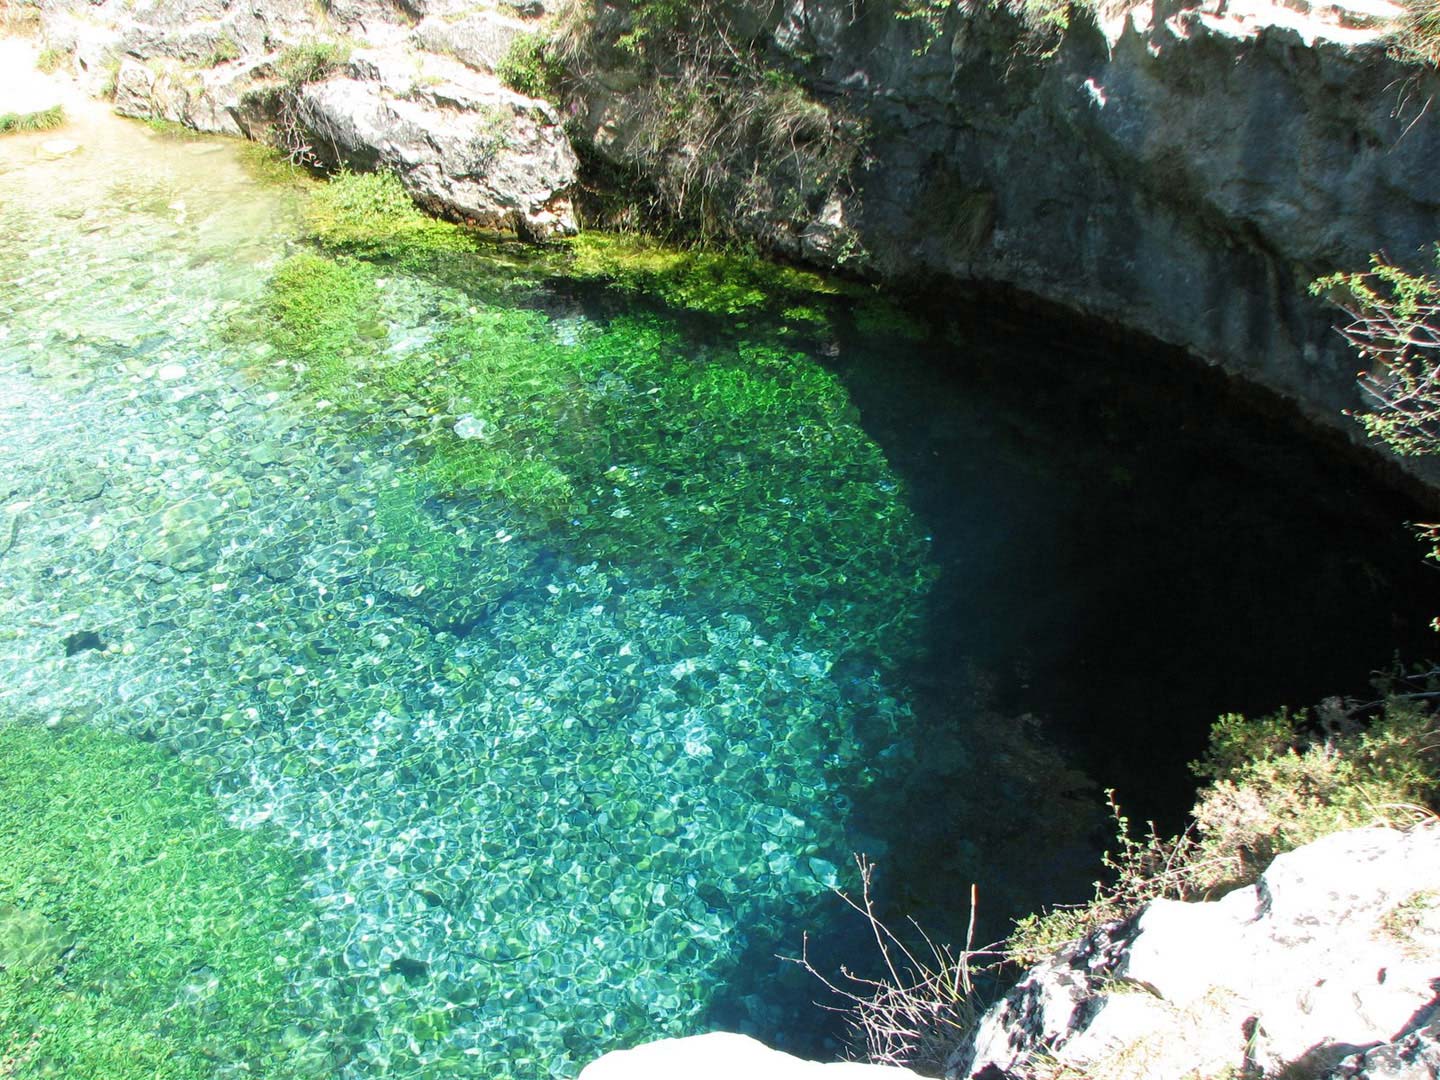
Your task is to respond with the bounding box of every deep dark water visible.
[554,280,1440,1060]
[828,293,1440,923]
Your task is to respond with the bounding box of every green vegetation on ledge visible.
[0,723,323,1079]
[564,232,848,320]
[1007,691,1440,965]
[497,30,567,99]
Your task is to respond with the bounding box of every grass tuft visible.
[0,106,65,135]
[274,38,350,87]
[1391,0,1440,66]
[35,47,67,74]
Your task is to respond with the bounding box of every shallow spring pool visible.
[2,106,1437,1077]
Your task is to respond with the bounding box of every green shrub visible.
[205,33,242,67]
[1190,697,1440,887]
[496,31,565,99]
[1008,697,1440,962]
[0,723,324,1079]
[274,38,349,87]
[0,106,64,135]
[304,170,474,259]
[1311,252,1440,457]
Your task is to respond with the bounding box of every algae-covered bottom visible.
[1,108,1437,1080]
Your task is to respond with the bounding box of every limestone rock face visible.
[40,0,578,239]
[296,50,578,238]
[578,1032,922,1080]
[411,8,529,73]
[948,825,1440,1079]
[568,0,1440,451]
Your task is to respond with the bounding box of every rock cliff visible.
[567,0,1440,449]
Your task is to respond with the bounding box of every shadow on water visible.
[694,286,1440,1059]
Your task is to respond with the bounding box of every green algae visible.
[563,232,852,323]
[234,251,385,400]
[304,170,475,261]
[236,141,317,189]
[243,254,936,656]
[0,724,327,1079]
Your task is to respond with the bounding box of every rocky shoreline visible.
[38,0,579,237]
[25,0,1440,454]
[579,825,1440,1079]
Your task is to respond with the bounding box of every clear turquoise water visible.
[4,108,1439,1078]
[0,114,934,1076]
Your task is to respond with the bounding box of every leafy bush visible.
[1190,696,1440,886]
[0,723,324,1078]
[1007,695,1440,963]
[1311,252,1440,457]
[496,31,565,99]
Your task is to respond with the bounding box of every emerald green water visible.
[3,108,1438,1078]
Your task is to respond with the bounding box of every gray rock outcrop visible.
[38,0,578,238]
[949,824,1440,1079]
[567,0,1440,451]
[296,49,578,238]
[411,7,529,73]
